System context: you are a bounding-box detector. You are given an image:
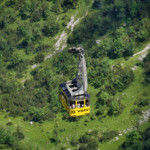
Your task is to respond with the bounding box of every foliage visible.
[79,134,91,143]
[0,1,149,149]
[28,107,44,122]
[120,130,143,150]
[143,52,150,84]
[61,0,79,12]
[42,15,60,36]
[0,127,25,149]
[52,50,77,79]
[0,128,14,147]
[134,97,150,107]
[0,0,61,57]
[108,100,120,116]
[131,93,150,115]
[52,0,79,13]
[78,134,99,150]
[0,62,60,119]
[52,123,59,145]
[70,138,79,146]
[34,53,44,63]
[108,27,135,58]
[120,128,150,149]
[10,51,23,67]
[68,0,150,59]
[93,64,131,116]
[95,105,105,116]
[130,107,142,115]
[89,60,134,94]
[97,92,110,105]
[99,131,118,142]
[13,126,24,140]
[88,58,110,88]
[143,127,150,150]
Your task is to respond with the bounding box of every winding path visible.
[133,43,150,61]
[133,43,150,56]
[31,11,88,69]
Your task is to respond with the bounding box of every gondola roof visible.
[60,83,90,101]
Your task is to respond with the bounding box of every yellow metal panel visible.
[69,106,90,117]
[60,88,90,117]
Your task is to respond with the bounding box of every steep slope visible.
[0,0,150,150]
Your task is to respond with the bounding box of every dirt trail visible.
[133,43,150,56]
[113,108,150,141]
[54,11,88,53]
[44,12,88,62]
[44,11,89,62]
[31,11,88,69]
[131,43,150,70]
[133,43,150,61]
[114,44,150,141]
[43,15,80,62]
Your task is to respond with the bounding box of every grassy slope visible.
[0,45,150,149]
[0,1,150,149]
[14,0,92,85]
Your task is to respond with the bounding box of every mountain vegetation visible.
[0,0,150,149]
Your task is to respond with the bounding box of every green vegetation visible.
[0,0,150,149]
[143,52,150,83]
[0,126,25,149]
[68,0,150,58]
[119,127,150,150]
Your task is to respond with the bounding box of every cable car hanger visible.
[59,47,90,117]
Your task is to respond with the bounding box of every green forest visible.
[0,0,150,149]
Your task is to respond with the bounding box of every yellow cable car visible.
[59,47,90,117]
[59,83,90,117]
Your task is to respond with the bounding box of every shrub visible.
[15,72,23,78]
[135,97,150,107]
[13,126,24,140]
[10,52,23,67]
[95,109,104,116]
[115,103,125,116]
[100,131,118,142]
[70,138,78,146]
[34,53,44,63]
[79,137,99,150]
[61,0,79,11]
[29,107,43,122]
[6,121,13,126]
[79,144,87,150]
[84,118,90,122]
[130,107,142,115]
[108,100,119,116]
[143,53,150,84]
[88,139,99,149]
[79,135,91,143]
[68,117,79,122]
[42,15,60,36]
[62,113,69,120]
[88,130,98,136]
[0,128,14,147]
[62,15,70,27]
[90,114,96,120]
[43,110,56,121]
[144,139,150,150]
[121,131,142,150]
[97,92,111,105]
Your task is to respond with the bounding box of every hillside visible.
[0,0,150,150]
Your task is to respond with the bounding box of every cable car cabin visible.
[59,83,90,117]
[59,47,90,117]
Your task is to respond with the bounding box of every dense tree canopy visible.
[0,0,149,149]
[68,0,150,59]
